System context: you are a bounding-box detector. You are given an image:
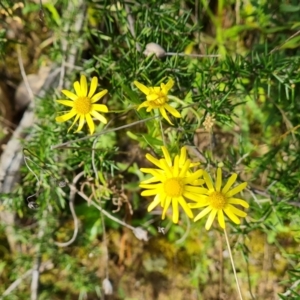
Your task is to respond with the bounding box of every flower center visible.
[208,191,227,210]
[147,92,167,107]
[74,97,91,114]
[163,177,184,197]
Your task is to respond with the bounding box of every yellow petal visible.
[73,81,82,97]
[88,77,98,98]
[222,173,237,194]
[90,111,107,124]
[56,100,74,107]
[160,193,167,207]
[217,210,225,228]
[162,196,172,220]
[164,103,181,118]
[203,171,214,190]
[141,189,159,196]
[74,115,85,132]
[147,93,159,101]
[137,101,152,110]
[226,204,247,217]
[226,182,247,197]
[205,209,217,230]
[134,81,150,95]
[91,90,108,103]
[184,186,208,194]
[80,75,88,97]
[92,104,108,113]
[178,159,191,177]
[56,110,77,122]
[61,90,78,100]
[161,78,174,93]
[160,159,173,177]
[189,200,209,208]
[184,169,204,184]
[194,206,212,222]
[139,183,161,189]
[86,114,95,134]
[173,156,179,177]
[148,194,161,212]
[179,147,187,166]
[228,198,249,208]
[178,196,193,219]
[216,168,222,192]
[140,168,165,181]
[184,192,207,203]
[172,198,179,223]
[140,176,161,184]
[145,153,162,169]
[68,114,80,132]
[161,146,172,166]
[146,106,153,112]
[223,207,241,224]
[159,107,173,125]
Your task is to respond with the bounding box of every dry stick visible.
[281,279,300,297]
[32,0,86,297]
[58,0,86,90]
[76,187,135,231]
[31,209,49,300]
[16,45,34,102]
[125,4,141,52]
[0,261,52,300]
[19,32,49,300]
[0,45,37,254]
[165,52,219,58]
[224,228,243,300]
[73,185,148,241]
[51,116,159,150]
[91,131,111,283]
[54,172,82,247]
[269,29,300,54]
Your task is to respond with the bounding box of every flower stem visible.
[224,228,243,300]
[159,120,166,147]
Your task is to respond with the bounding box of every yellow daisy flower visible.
[140,146,205,224]
[189,168,248,230]
[56,75,109,134]
[133,78,181,125]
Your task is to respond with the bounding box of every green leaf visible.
[280,4,300,12]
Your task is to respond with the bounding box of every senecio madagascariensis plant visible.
[140,147,249,228]
[139,146,205,224]
[133,78,181,125]
[56,75,109,135]
[190,168,248,230]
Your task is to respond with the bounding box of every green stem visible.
[224,228,243,300]
[159,120,166,147]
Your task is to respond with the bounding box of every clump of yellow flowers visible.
[139,146,248,229]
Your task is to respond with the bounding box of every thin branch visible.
[224,228,243,300]
[54,172,82,247]
[269,29,300,54]
[73,185,148,241]
[16,45,34,102]
[0,261,52,299]
[51,116,159,150]
[165,52,220,58]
